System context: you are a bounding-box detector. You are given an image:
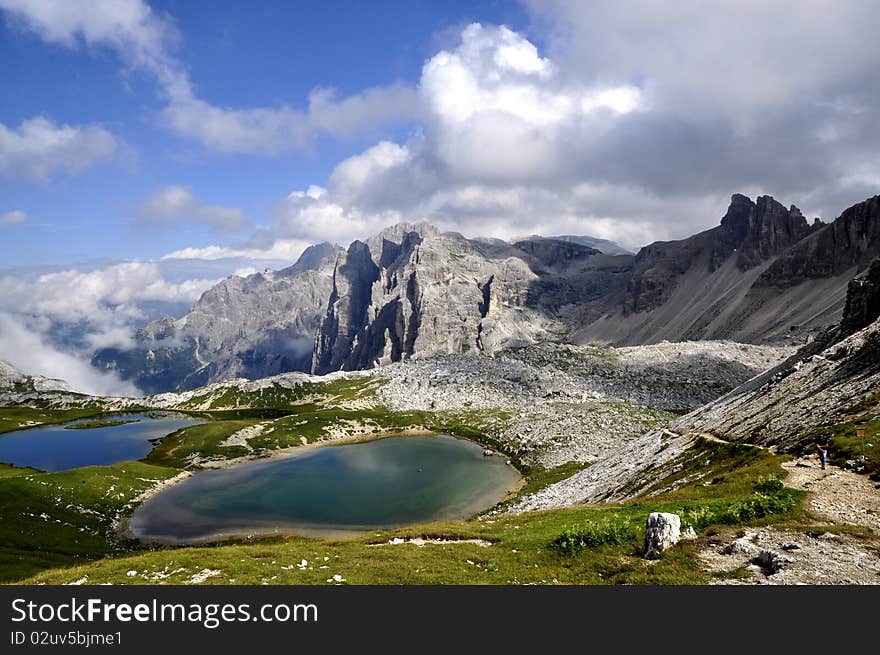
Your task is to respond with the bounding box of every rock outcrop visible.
[838,257,880,337]
[643,512,682,559]
[311,227,624,374]
[0,360,74,393]
[753,195,880,289]
[92,242,342,394]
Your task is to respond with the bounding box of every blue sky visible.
[0,0,531,267]
[1,1,878,392]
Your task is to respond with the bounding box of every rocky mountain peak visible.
[754,194,880,289]
[713,193,812,270]
[364,222,439,268]
[840,257,880,336]
[279,241,344,277]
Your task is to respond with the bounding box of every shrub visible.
[551,517,633,555]
[680,491,798,530]
[754,474,784,494]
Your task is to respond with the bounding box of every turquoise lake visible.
[129,434,520,543]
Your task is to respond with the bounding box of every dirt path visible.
[662,428,768,449]
[781,456,880,533]
[696,454,880,584]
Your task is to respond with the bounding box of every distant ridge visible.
[93,193,880,393]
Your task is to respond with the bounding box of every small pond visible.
[129,434,520,543]
[0,412,203,471]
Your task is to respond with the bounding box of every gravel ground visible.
[698,457,880,585]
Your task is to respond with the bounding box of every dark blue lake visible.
[129,434,520,543]
[0,413,202,471]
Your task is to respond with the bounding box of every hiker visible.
[816,439,830,470]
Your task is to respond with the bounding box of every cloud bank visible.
[0,313,140,397]
[137,186,251,232]
[0,261,222,395]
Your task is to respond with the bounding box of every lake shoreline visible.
[121,431,523,546]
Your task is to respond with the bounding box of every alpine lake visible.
[0,416,519,541]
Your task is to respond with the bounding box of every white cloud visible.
[249,14,880,249]
[138,185,251,232]
[0,0,173,69]
[0,209,26,225]
[0,312,140,396]
[160,238,313,262]
[161,84,421,155]
[0,261,218,327]
[272,184,403,244]
[257,23,672,249]
[1,0,420,155]
[0,116,117,181]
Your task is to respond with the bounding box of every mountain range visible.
[92,193,880,394]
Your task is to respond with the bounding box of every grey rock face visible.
[92,243,342,393]
[713,194,815,271]
[643,512,682,559]
[523,234,633,256]
[92,193,880,393]
[574,194,877,346]
[674,259,880,450]
[754,195,880,289]
[311,228,608,374]
[839,257,880,336]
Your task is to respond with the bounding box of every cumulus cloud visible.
[261,23,698,249]
[137,185,251,232]
[0,209,26,225]
[0,116,117,181]
[254,12,880,250]
[0,312,140,396]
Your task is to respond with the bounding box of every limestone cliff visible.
[92,242,342,394]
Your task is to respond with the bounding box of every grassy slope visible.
[20,440,804,585]
[0,407,107,434]
[0,461,180,582]
[65,419,140,430]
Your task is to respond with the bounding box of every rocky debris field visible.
[378,340,790,468]
[697,456,880,584]
[504,430,698,512]
[676,314,880,450]
[0,340,791,474]
[699,526,880,585]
